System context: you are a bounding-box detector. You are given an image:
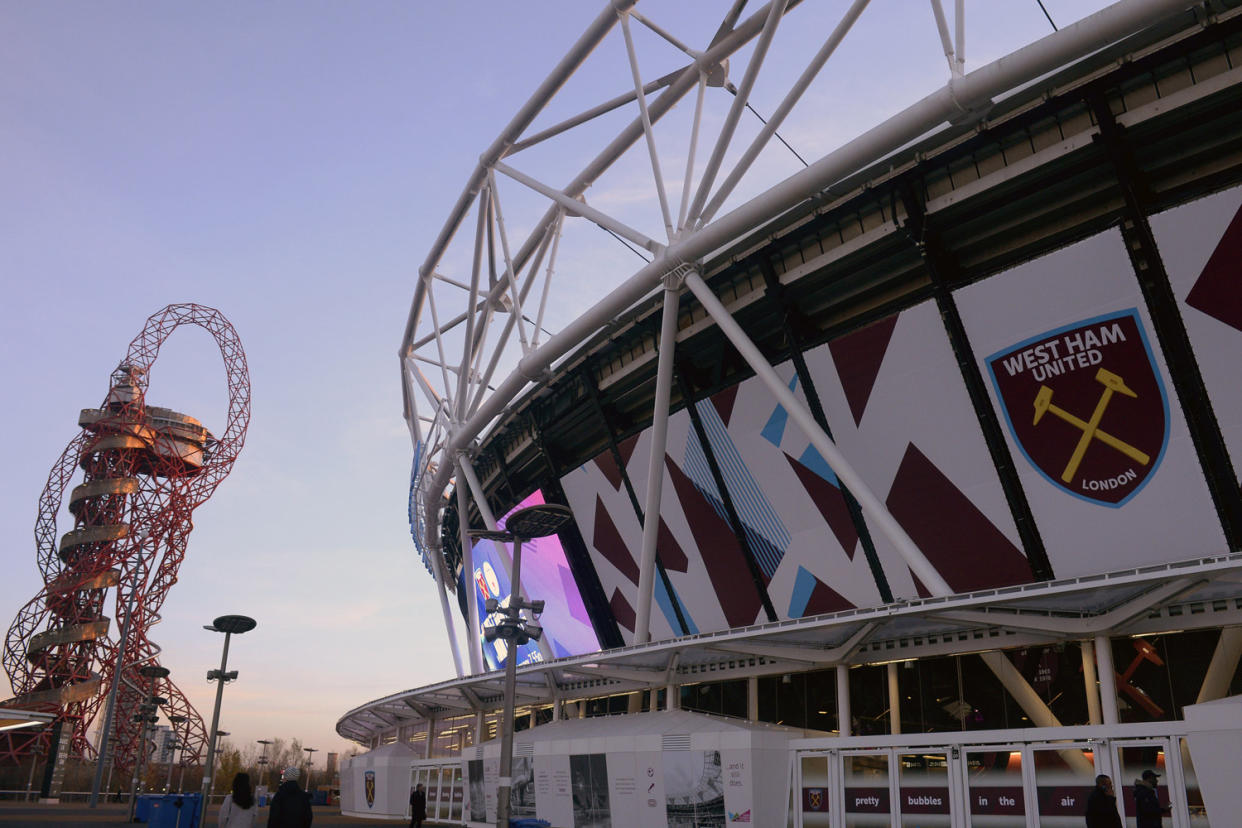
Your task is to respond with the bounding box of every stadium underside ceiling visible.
[339,555,1242,743]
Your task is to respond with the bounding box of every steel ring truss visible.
[399,0,1204,674]
[2,304,250,772]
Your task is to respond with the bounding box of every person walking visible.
[268,766,313,828]
[219,772,258,828]
[1085,774,1122,828]
[1134,769,1171,828]
[408,782,427,828]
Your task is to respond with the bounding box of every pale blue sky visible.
[1,1,1112,758]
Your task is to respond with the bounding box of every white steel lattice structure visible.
[397,0,1235,676]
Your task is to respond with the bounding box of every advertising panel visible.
[535,753,574,828]
[800,300,1032,598]
[459,489,600,668]
[956,229,1226,575]
[1149,183,1242,488]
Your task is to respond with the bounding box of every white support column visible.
[1081,640,1102,725]
[474,711,485,748]
[455,457,485,675]
[887,663,901,735]
[747,676,759,722]
[666,684,680,711]
[683,270,951,595]
[836,665,851,737]
[425,719,436,760]
[635,275,683,645]
[1196,627,1242,703]
[1094,635,1120,725]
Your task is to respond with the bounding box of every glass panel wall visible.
[1032,745,1096,827]
[966,749,1026,828]
[842,752,890,828]
[898,751,950,827]
[799,754,830,828]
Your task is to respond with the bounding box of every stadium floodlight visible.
[468,503,572,828]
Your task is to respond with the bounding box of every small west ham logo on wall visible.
[986,309,1169,507]
[364,770,375,808]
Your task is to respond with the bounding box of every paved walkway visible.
[0,801,409,826]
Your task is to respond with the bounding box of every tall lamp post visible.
[199,614,255,821]
[165,715,186,792]
[89,567,142,808]
[256,740,272,789]
[303,747,318,792]
[469,503,571,828]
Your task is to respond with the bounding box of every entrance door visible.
[1030,742,1099,827]
[1114,738,1190,828]
[895,749,954,827]
[798,752,833,828]
[963,745,1028,828]
[840,751,891,828]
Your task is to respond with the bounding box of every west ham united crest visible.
[986,309,1169,507]
[364,769,376,808]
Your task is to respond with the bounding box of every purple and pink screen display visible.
[460,490,599,669]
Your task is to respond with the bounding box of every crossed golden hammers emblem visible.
[1032,368,1151,483]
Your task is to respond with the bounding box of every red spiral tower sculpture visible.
[1,304,250,773]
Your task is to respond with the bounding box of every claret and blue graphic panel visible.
[459,490,600,670]
[559,204,1240,635]
[1150,182,1242,491]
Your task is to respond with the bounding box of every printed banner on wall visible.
[956,228,1226,576]
[1150,183,1242,488]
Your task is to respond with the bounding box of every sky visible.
[0,1,1117,761]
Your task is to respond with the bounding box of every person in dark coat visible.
[408,783,427,828]
[1134,769,1171,828]
[267,766,313,828]
[1085,774,1122,828]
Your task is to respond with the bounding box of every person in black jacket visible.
[1085,774,1122,828]
[408,783,427,828]
[267,766,313,828]
[1134,769,1171,828]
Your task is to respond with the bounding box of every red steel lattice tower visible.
[1,304,250,773]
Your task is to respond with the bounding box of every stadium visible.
[338,1,1242,825]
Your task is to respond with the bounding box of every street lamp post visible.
[256,740,272,789]
[212,730,230,794]
[199,614,256,822]
[469,503,571,828]
[165,715,186,792]
[303,747,317,792]
[128,665,170,820]
[127,707,161,821]
[89,567,142,808]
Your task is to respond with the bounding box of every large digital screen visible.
[460,490,600,670]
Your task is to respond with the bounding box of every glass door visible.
[798,753,832,828]
[1115,739,1185,828]
[1030,743,1098,827]
[963,746,1028,828]
[896,750,952,827]
[841,751,891,828]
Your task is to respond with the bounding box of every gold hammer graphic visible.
[1032,368,1151,483]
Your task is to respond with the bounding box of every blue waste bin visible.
[135,793,159,822]
[509,820,551,828]
[147,793,201,828]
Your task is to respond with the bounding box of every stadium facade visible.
[339,1,1242,825]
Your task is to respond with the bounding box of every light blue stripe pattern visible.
[693,399,791,578]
